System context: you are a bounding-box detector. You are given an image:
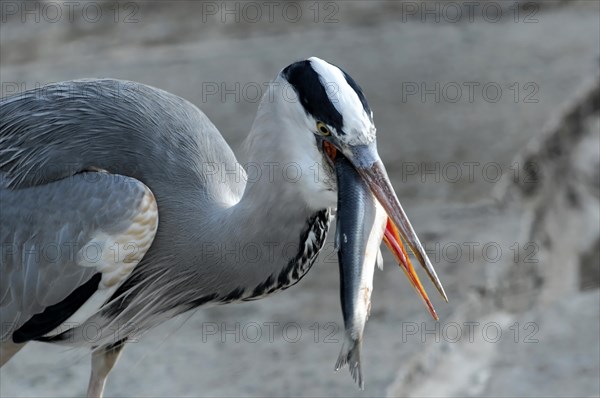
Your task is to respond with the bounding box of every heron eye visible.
[316,121,331,136]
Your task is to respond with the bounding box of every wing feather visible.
[0,172,158,342]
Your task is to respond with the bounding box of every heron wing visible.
[0,172,158,343]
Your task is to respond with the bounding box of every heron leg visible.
[0,341,26,366]
[87,342,125,398]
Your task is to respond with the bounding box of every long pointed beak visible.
[383,218,439,320]
[343,143,448,318]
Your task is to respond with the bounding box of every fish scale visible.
[334,154,387,389]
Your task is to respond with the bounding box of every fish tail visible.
[335,333,364,389]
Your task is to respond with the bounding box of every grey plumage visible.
[0,171,149,342]
[1,79,330,347]
[0,57,446,396]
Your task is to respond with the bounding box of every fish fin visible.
[376,249,384,270]
[335,334,364,389]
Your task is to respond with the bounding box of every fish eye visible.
[316,121,331,136]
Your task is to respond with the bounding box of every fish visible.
[334,153,387,389]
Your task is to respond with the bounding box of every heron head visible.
[280,57,376,161]
[278,57,447,316]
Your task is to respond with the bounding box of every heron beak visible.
[326,142,447,320]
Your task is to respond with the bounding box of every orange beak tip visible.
[383,218,442,320]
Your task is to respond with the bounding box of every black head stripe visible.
[339,67,372,118]
[281,60,344,133]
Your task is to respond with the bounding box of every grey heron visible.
[0,57,446,397]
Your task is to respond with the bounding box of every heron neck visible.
[198,105,331,294]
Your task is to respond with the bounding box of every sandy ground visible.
[1,1,599,397]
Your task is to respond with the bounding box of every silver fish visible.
[334,154,387,389]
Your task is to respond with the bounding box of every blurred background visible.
[0,0,598,396]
